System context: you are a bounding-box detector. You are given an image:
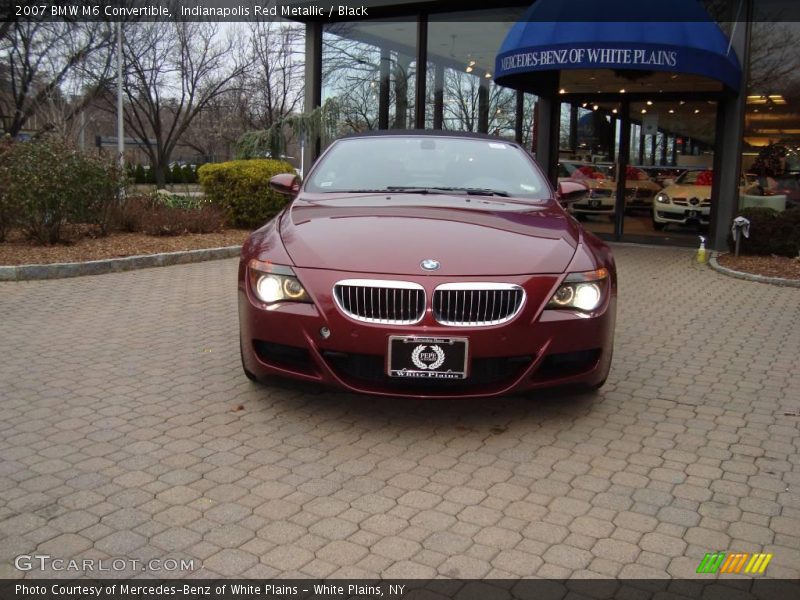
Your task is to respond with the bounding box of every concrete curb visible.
[709,253,800,288]
[0,245,242,282]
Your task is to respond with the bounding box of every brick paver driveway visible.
[1,246,798,579]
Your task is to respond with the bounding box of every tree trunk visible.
[154,159,168,188]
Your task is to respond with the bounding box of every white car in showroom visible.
[652,169,716,230]
[597,164,663,212]
[653,170,762,230]
[558,161,616,219]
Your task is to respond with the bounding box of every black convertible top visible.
[340,129,521,146]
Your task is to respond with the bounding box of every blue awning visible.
[494,0,741,93]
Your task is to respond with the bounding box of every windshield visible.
[677,170,714,186]
[561,163,608,181]
[305,136,549,200]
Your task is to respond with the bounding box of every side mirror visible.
[269,173,300,196]
[556,180,588,205]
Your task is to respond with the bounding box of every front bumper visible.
[239,267,616,398]
[625,189,655,208]
[653,203,710,225]
[570,200,615,215]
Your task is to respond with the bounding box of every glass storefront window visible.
[427,9,525,137]
[322,20,417,141]
[742,4,800,210]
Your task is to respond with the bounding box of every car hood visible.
[624,179,661,191]
[662,184,712,199]
[560,177,615,192]
[280,193,580,276]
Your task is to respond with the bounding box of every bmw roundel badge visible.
[420,259,440,271]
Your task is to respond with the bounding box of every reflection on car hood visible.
[280,193,580,276]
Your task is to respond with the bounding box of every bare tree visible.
[321,29,415,135]
[109,20,248,186]
[242,21,304,131]
[0,20,115,137]
[748,22,799,94]
[442,69,516,135]
[322,32,381,133]
[179,88,243,163]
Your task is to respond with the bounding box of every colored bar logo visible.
[697,552,773,574]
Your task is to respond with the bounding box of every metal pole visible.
[117,21,124,169]
[79,110,85,150]
[615,98,631,241]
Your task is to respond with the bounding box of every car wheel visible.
[240,339,258,382]
[652,219,666,231]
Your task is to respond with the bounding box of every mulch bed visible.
[0,230,250,266]
[717,253,800,280]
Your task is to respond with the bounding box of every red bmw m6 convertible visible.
[238,131,616,398]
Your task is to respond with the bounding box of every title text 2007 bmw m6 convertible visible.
[238,131,616,398]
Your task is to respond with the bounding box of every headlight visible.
[248,259,311,304]
[547,268,609,312]
[655,192,670,204]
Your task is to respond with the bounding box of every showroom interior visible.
[292,0,800,250]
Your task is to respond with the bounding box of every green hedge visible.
[727,207,800,257]
[0,136,124,243]
[198,159,296,228]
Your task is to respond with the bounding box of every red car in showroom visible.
[239,131,616,398]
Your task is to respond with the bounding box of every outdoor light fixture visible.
[559,88,566,94]
[646,100,653,105]
[612,108,618,114]
[465,66,473,73]
[641,109,647,114]
[593,105,599,111]
[669,109,675,114]
[619,88,626,93]
[485,72,492,78]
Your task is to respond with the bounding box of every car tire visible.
[652,219,666,231]
[240,339,259,382]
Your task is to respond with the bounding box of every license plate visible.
[388,336,468,379]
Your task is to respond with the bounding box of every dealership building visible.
[291,0,799,249]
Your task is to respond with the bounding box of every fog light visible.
[320,327,331,339]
